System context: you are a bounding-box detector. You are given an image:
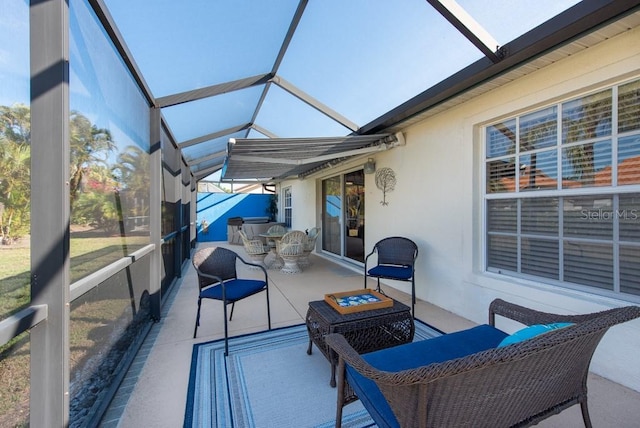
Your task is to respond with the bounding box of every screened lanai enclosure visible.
[1,0,640,426]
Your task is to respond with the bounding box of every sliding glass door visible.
[322,170,365,262]
[345,170,365,262]
[322,176,341,255]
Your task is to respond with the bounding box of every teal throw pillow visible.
[497,322,574,348]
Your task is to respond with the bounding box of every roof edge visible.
[359,0,640,135]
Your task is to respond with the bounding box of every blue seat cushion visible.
[199,279,267,302]
[346,324,508,428]
[367,265,413,280]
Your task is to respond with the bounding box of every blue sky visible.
[0,0,29,107]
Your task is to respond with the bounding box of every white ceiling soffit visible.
[221,133,403,181]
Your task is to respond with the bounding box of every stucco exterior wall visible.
[284,27,640,391]
[281,177,319,233]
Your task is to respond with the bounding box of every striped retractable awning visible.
[221,133,402,181]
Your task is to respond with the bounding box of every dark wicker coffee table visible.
[306,298,414,387]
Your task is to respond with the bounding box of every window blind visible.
[485,78,640,299]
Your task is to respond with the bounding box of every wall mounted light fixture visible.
[363,158,376,174]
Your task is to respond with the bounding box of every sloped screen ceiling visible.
[101,0,638,182]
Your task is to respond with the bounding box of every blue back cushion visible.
[497,322,574,348]
[346,324,508,428]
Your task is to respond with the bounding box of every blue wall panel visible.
[196,193,271,241]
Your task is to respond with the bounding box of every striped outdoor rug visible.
[184,320,442,427]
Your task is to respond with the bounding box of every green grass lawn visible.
[1,236,148,320]
[0,233,150,426]
[0,247,30,321]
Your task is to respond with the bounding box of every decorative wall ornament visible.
[375,167,396,206]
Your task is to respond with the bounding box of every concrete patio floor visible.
[102,241,640,428]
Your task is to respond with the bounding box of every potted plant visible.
[266,194,278,221]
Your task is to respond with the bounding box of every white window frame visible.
[283,186,292,228]
[483,77,640,303]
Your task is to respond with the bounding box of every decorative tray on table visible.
[324,289,393,314]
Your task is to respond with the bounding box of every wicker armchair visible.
[238,230,268,267]
[276,230,306,274]
[299,226,321,267]
[325,299,640,428]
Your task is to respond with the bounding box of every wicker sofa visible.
[325,299,640,428]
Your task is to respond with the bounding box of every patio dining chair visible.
[364,236,418,315]
[238,229,269,267]
[277,230,306,274]
[299,226,321,267]
[192,246,271,356]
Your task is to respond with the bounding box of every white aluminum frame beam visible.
[187,150,227,166]
[30,0,71,425]
[248,0,309,129]
[178,124,251,148]
[271,75,359,131]
[156,73,273,108]
[427,0,502,62]
[195,163,226,180]
[250,124,279,139]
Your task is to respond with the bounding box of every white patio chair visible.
[277,230,306,274]
[239,230,269,267]
[299,226,320,267]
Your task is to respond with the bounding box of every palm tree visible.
[563,91,611,186]
[69,111,115,207]
[0,105,31,243]
[112,145,150,221]
[0,104,30,144]
[113,145,149,195]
